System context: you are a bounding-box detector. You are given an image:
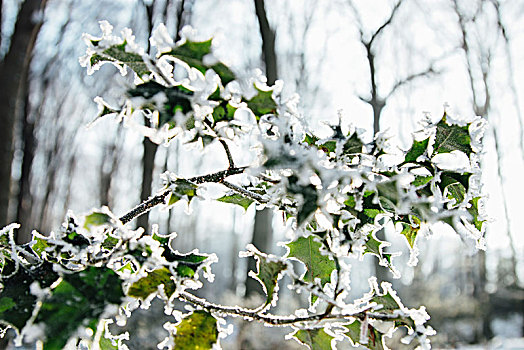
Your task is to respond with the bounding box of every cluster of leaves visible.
[0,21,487,349]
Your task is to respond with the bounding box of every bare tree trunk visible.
[14,79,35,242]
[245,0,278,297]
[0,0,46,232]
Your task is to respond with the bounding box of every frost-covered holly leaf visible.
[217,193,254,211]
[128,82,193,126]
[250,253,286,307]
[173,310,218,350]
[403,138,429,164]
[127,267,176,299]
[0,262,58,333]
[438,172,470,207]
[376,180,400,213]
[343,320,385,350]
[412,175,433,188]
[292,328,333,350]
[171,252,209,278]
[439,171,471,192]
[245,86,277,118]
[287,175,319,226]
[364,233,393,266]
[433,115,473,156]
[165,39,235,85]
[31,234,51,258]
[286,236,335,289]
[36,266,124,350]
[84,211,111,230]
[342,133,364,155]
[368,289,415,330]
[212,101,237,124]
[167,179,198,206]
[90,42,150,77]
[398,215,420,248]
[467,197,485,232]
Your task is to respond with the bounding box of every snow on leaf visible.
[127,267,176,299]
[217,193,254,211]
[173,310,218,350]
[291,328,333,350]
[432,114,473,156]
[286,236,335,289]
[343,320,385,350]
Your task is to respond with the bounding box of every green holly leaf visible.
[245,86,277,118]
[376,180,400,212]
[212,102,237,124]
[412,175,433,188]
[404,138,429,164]
[286,236,335,289]
[343,320,385,350]
[398,215,420,248]
[292,328,333,350]
[210,62,236,85]
[127,267,176,299]
[371,291,401,312]
[217,193,254,211]
[36,266,124,350]
[166,39,236,85]
[468,197,485,232]
[433,114,473,156]
[250,253,286,307]
[287,175,318,226]
[129,82,194,127]
[342,133,364,155]
[364,233,393,265]
[168,179,198,206]
[31,234,51,258]
[84,211,111,230]
[173,310,218,350]
[318,140,336,154]
[303,133,319,147]
[171,252,209,278]
[0,262,59,333]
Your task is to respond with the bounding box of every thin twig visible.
[119,190,171,224]
[119,167,248,224]
[219,139,235,168]
[178,290,407,326]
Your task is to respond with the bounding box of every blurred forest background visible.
[0,0,523,348]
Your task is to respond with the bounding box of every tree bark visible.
[0,0,46,231]
[246,0,278,297]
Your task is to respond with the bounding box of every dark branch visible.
[119,166,247,224]
[219,139,235,168]
[369,0,402,47]
[385,66,437,99]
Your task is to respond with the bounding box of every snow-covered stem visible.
[178,291,408,326]
[119,166,248,224]
[222,181,269,204]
